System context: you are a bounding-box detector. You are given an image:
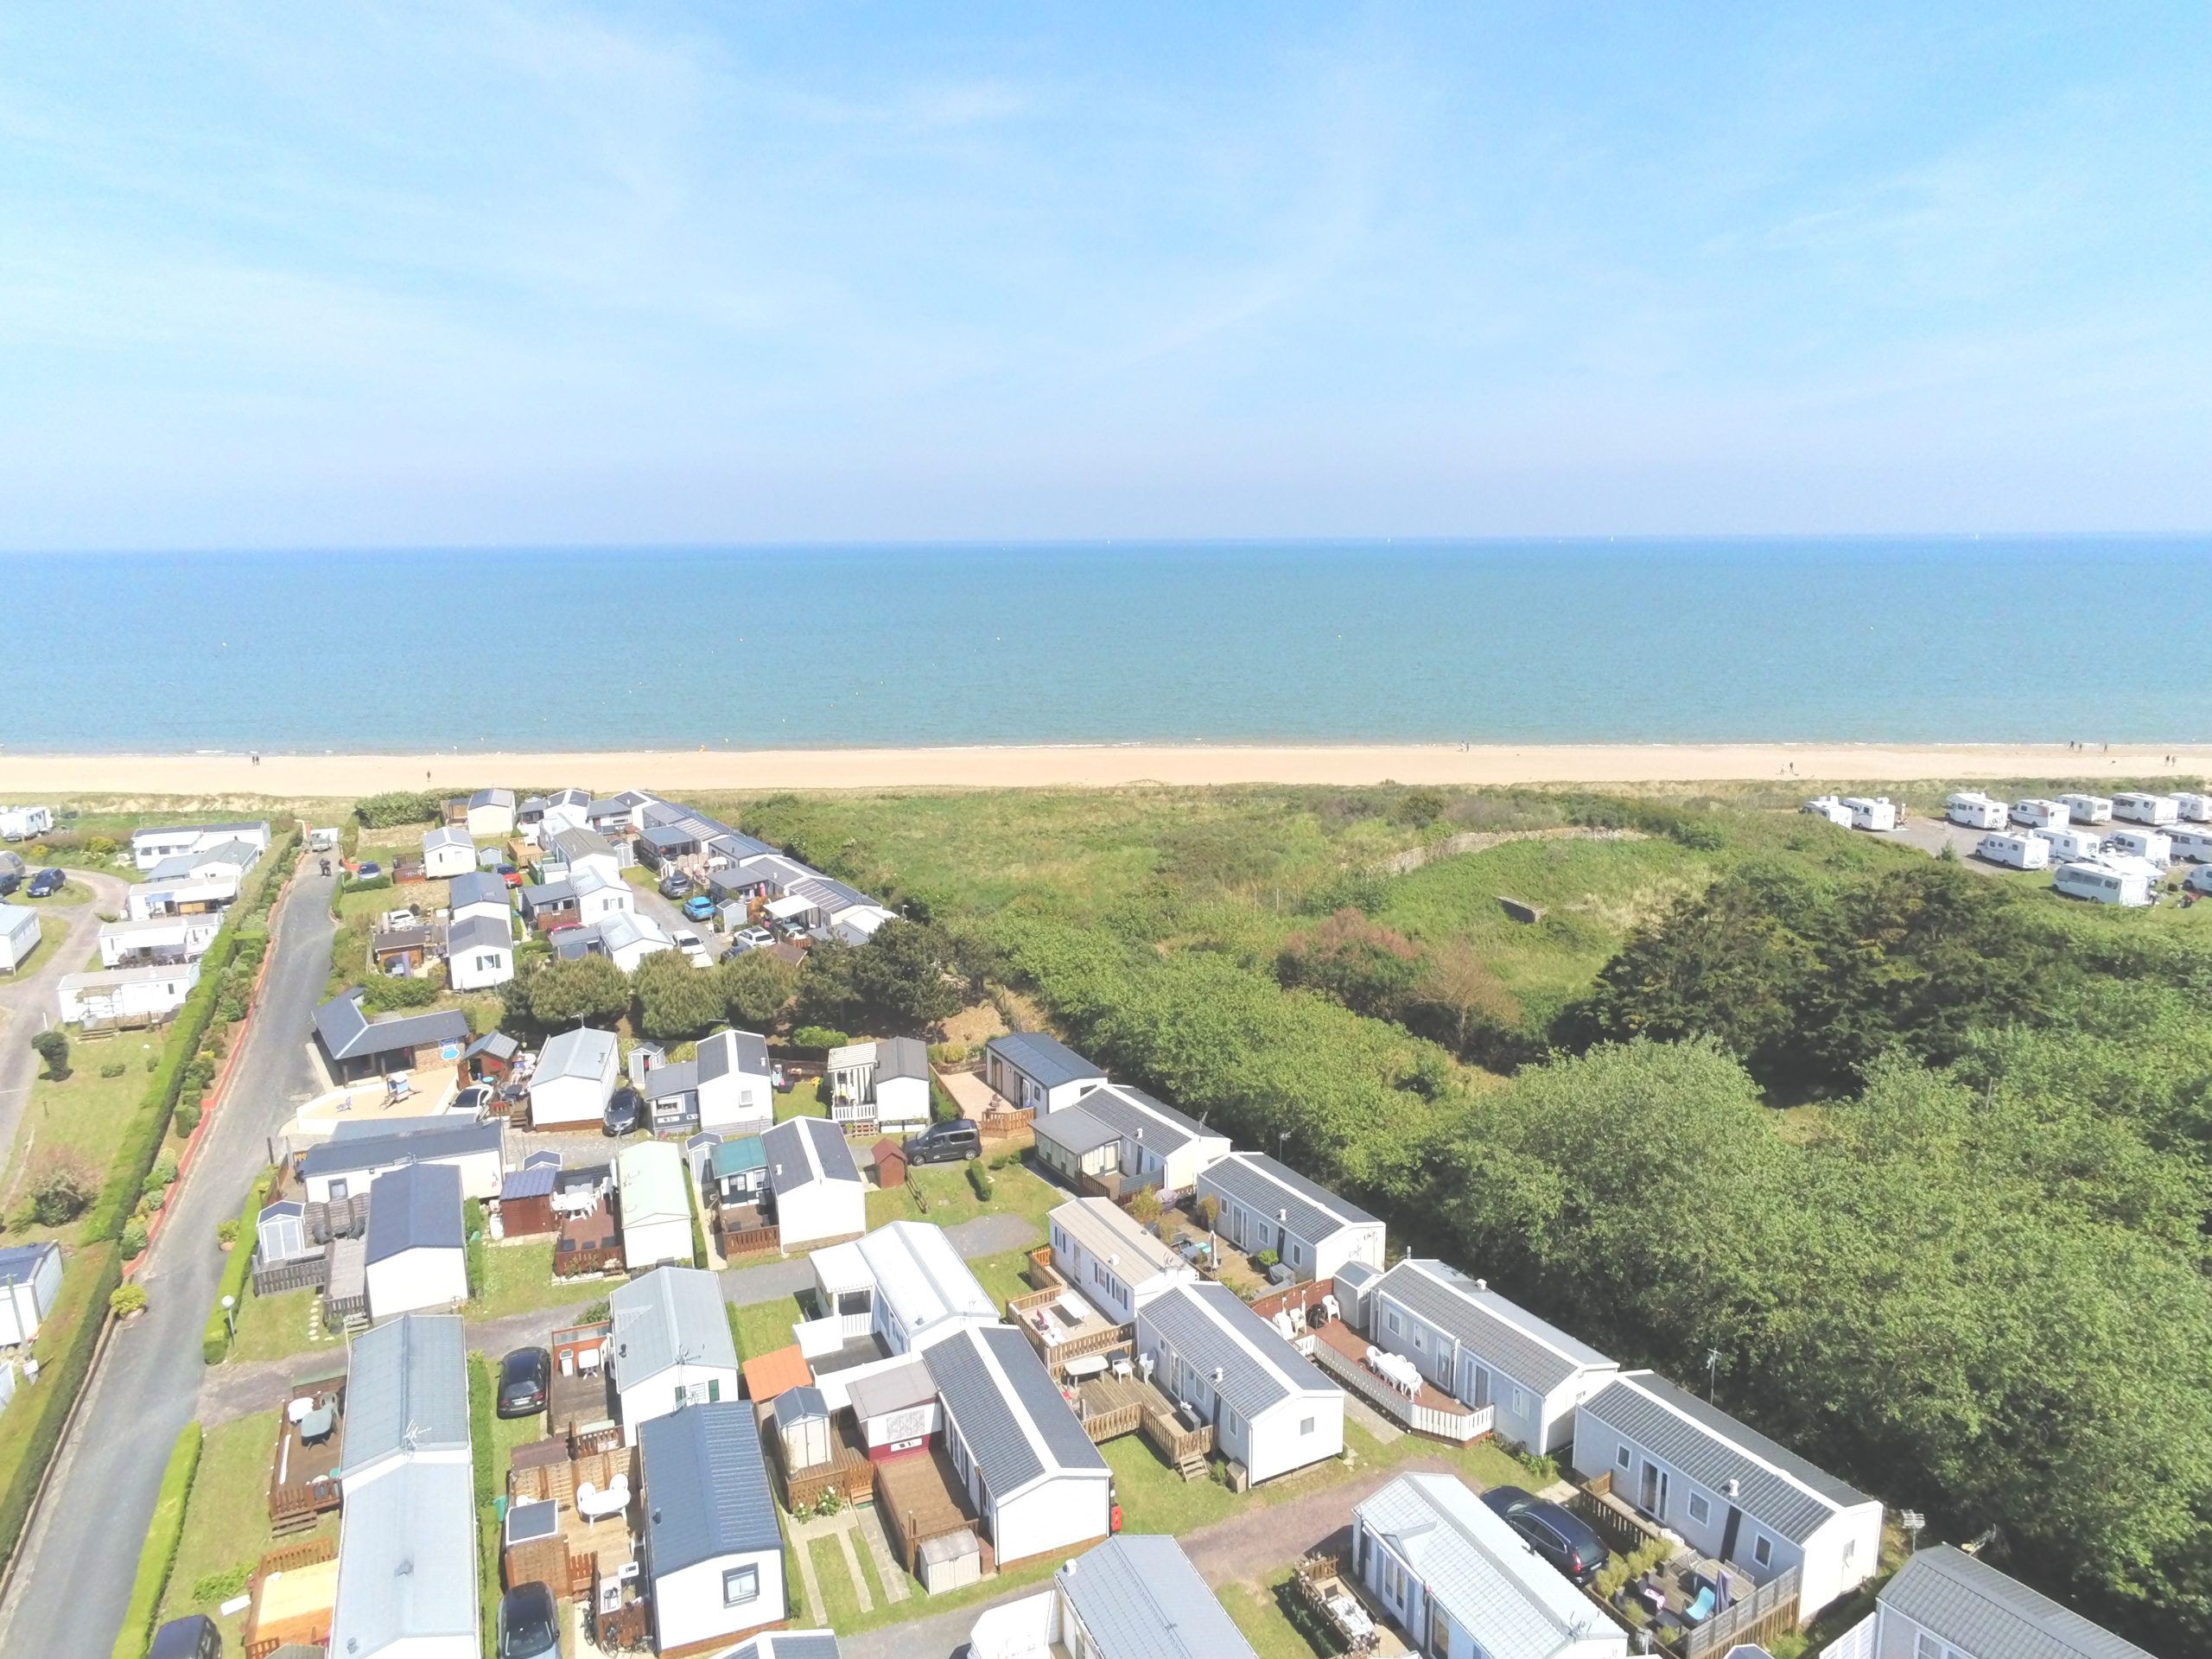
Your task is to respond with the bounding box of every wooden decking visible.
[1070,1370,1214,1478]
[874,1443,985,1575]
[506,1443,639,1599]
[242,1537,339,1659]
[1308,1318,1492,1444]
[267,1375,346,1533]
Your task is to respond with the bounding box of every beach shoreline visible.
[2,741,2205,798]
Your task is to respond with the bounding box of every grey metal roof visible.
[639,823,700,851]
[1139,1282,1334,1419]
[1033,1103,1122,1158]
[791,874,871,913]
[876,1035,928,1082]
[641,1402,781,1576]
[1074,1083,1216,1156]
[643,1059,699,1102]
[300,1119,504,1180]
[844,1357,937,1421]
[462,1029,518,1063]
[447,871,508,912]
[1198,1151,1380,1243]
[763,1115,861,1194]
[1058,1535,1260,1659]
[987,1031,1103,1090]
[328,1459,479,1658]
[0,1241,58,1287]
[423,824,471,852]
[609,1267,739,1383]
[365,1162,463,1263]
[467,787,514,810]
[923,1324,1105,1497]
[501,1166,556,1200]
[519,880,574,907]
[1880,1547,2153,1659]
[340,1313,469,1475]
[1372,1261,1613,1396]
[536,1026,617,1084]
[773,1385,828,1428]
[1334,1259,1379,1294]
[311,991,469,1062]
[548,826,614,863]
[444,913,512,956]
[728,1634,843,1659]
[1580,1372,1873,1545]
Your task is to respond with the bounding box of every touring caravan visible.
[2105,828,2172,866]
[2186,865,2212,895]
[2056,792,2113,825]
[2011,798,2070,829]
[1800,797,1852,828]
[2113,792,2181,826]
[1976,832,2050,871]
[2169,827,2212,863]
[2053,858,2154,908]
[1840,796,1898,831]
[1945,792,2006,830]
[2031,825,2102,861]
[2171,792,2212,823]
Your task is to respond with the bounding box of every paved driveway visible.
[0,868,131,1185]
[0,857,337,1659]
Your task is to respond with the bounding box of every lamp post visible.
[220,1294,236,1340]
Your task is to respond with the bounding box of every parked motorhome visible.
[2113,791,2181,826]
[2057,792,2113,825]
[2031,824,2103,862]
[2172,792,2212,823]
[1975,832,2050,872]
[2011,798,2070,829]
[1944,792,2006,830]
[2168,827,2212,863]
[1799,797,1851,828]
[2053,859,2154,908]
[2105,828,2172,867]
[1839,797,1897,831]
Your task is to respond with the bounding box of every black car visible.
[25,867,66,898]
[657,871,692,898]
[497,1347,551,1419]
[603,1083,644,1136]
[1480,1485,1609,1585]
[903,1118,982,1166]
[497,1581,563,1659]
[149,1615,222,1659]
[0,871,17,897]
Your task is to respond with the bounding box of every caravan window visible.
[1688,1492,1711,1524]
[721,1566,759,1606]
[1752,1533,1774,1568]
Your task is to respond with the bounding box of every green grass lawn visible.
[156,1412,339,1651]
[16,878,95,906]
[1,1048,162,1240]
[225,1285,339,1367]
[774,1077,826,1122]
[1217,1569,1327,1659]
[808,1535,863,1627]
[728,1293,807,1359]
[861,1152,1065,1240]
[469,1239,600,1323]
[965,1247,1036,1313]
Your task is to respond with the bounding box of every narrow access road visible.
[0,858,337,1659]
[0,868,132,1185]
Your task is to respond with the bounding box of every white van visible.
[2032,825,2103,861]
[2105,828,2172,867]
[1946,792,2006,830]
[2169,828,2212,863]
[1976,831,2050,871]
[2057,793,2113,825]
[1840,796,1898,831]
[2053,859,2152,907]
[2011,798,2070,829]
[1800,797,1852,827]
[2113,792,2181,826]
[2171,792,2212,823]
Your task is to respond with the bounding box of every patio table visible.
[298,1402,337,1443]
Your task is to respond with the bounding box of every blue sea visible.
[11,539,2211,751]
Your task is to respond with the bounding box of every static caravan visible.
[2113,791,2181,826]
[608,1268,741,1440]
[528,1027,620,1128]
[56,963,200,1026]
[2171,792,2212,823]
[1840,1545,2158,1659]
[2012,798,2071,829]
[982,1032,1106,1116]
[2053,859,2153,908]
[1799,797,1852,828]
[614,1141,692,1270]
[299,1119,507,1205]
[2168,827,2212,863]
[0,905,41,975]
[1944,792,2006,830]
[1134,1282,1345,1485]
[0,805,54,840]
[2032,824,2103,862]
[1839,797,1897,831]
[1047,1198,1197,1320]
[1197,1152,1386,1282]
[1975,832,2050,872]
[2057,792,2114,825]
[2105,828,2173,866]
[362,1163,468,1319]
[639,1402,788,1656]
[0,1241,65,1346]
[760,1116,868,1252]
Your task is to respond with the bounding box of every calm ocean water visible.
[10,539,2210,751]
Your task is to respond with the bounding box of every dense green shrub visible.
[463,1198,486,1297]
[361,970,441,1012]
[966,1161,994,1200]
[0,1242,121,1577]
[31,1030,69,1081]
[789,1025,849,1051]
[355,791,445,828]
[201,1169,273,1363]
[108,1421,200,1659]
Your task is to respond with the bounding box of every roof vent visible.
[1724,1478,1740,1498]
[1211,1367,1224,1382]
[1474,1278,1488,1292]
[1278,1208,1288,1223]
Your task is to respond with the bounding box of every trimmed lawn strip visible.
[3,1057,158,1241]
[730,1294,807,1360]
[773,1077,826,1122]
[224,1285,337,1368]
[1217,1569,1331,1659]
[808,1534,862,1628]
[861,1153,1062,1238]
[467,1239,595,1323]
[848,1523,887,1611]
[156,1413,338,1651]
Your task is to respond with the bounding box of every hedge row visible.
[202,1169,276,1364]
[0,1240,121,1579]
[466,1352,499,1659]
[108,1423,202,1659]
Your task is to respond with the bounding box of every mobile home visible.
[2031,823,2103,862]
[1975,831,2050,872]
[1839,796,1897,831]
[0,805,54,840]
[56,963,200,1026]
[1134,1281,1345,1484]
[2053,858,2154,908]
[2012,798,2070,829]
[2057,792,2113,825]
[0,906,41,975]
[1831,1544,2158,1659]
[1799,797,1852,828]
[2105,827,2173,866]
[2113,791,2181,826]
[1944,792,2006,830]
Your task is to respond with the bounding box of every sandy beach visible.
[1,741,2204,798]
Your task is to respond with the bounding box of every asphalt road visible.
[0,856,336,1659]
[0,868,132,1179]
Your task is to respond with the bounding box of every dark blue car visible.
[25,868,66,898]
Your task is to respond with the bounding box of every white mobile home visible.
[1826,1543,2157,1659]
[143,839,261,885]
[982,1031,1106,1116]
[799,1221,1000,1408]
[1798,797,1852,828]
[299,1119,507,1205]
[327,1460,480,1659]
[0,1242,64,1346]
[0,805,54,840]
[1355,1474,1626,1659]
[0,906,41,975]
[968,1535,1261,1659]
[444,913,515,991]
[694,1028,774,1135]
[363,1162,468,1319]
[1032,1083,1231,1199]
[2172,791,2212,823]
[639,1402,787,1655]
[97,912,222,969]
[608,1268,741,1439]
[130,820,270,872]
[825,1037,931,1131]
[422,825,476,880]
[1573,1370,1882,1623]
[1839,797,1897,832]
[2053,858,2155,907]
[1197,1152,1386,1282]
[2169,827,2212,863]
[2113,791,2180,826]
[616,1141,693,1270]
[2011,798,2071,829]
[528,1026,620,1128]
[2057,792,2113,825]
[2031,824,2103,862]
[56,963,200,1026]
[760,1116,868,1252]
[2105,827,2172,866]
[1047,1198,1197,1319]
[1943,792,2006,830]
[1135,1281,1344,1484]
[1974,831,2050,872]
[445,871,512,928]
[463,787,515,838]
[1362,1259,1618,1455]
[923,1323,1114,1568]
[126,875,236,920]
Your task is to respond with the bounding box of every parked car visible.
[25,868,65,898]
[453,1084,494,1120]
[497,1581,563,1659]
[657,871,692,899]
[672,929,713,968]
[681,893,716,923]
[903,1118,982,1166]
[496,1347,551,1419]
[1479,1485,1609,1586]
[772,918,808,942]
[353,861,382,879]
[726,925,773,953]
[149,1615,223,1659]
[603,1084,643,1136]
[0,871,16,897]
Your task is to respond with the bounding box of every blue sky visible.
[1,3,2206,547]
